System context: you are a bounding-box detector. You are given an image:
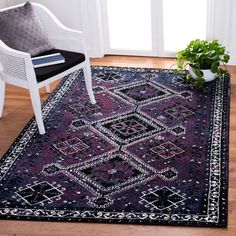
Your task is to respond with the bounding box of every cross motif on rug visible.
[16,182,63,205]
[53,137,89,155]
[111,118,147,136]
[150,141,184,159]
[140,186,186,210]
[165,105,194,119]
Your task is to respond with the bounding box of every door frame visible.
[100,0,214,57]
[156,0,215,57]
[100,0,158,56]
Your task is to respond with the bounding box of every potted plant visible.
[176,39,230,90]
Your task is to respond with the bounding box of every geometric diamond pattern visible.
[165,105,194,119]
[159,167,178,180]
[97,113,165,144]
[53,137,89,155]
[79,154,143,190]
[69,102,100,114]
[95,71,123,81]
[111,118,147,137]
[71,119,87,129]
[140,186,185,210]
[67,152,151,194]
[16,182,63,205]
[0,65,229,227]
[114,81,174,104]
[180,91,193,99]
[170,125,186,136]
[150,141,184,159]
[42,163,62,176]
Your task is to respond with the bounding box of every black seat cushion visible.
[34,49,85,82]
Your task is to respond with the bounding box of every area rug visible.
[0,66,230,227]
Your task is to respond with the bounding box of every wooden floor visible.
[0,56,235,236]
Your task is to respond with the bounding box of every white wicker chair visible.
[0,2,96,135]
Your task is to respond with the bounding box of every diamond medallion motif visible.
[110,118,147,137]
[114,81,174,104]
[66,152,154,195]
[79,155,142,189]
[96,113,165,144]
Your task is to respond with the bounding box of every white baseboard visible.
[88,49,104,58]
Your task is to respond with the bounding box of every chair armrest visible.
[0,40,35,83]
[49,28,87,55]
[33,3,88,55]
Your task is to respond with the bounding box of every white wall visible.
[213,0,236,64]
[3,0,236,63]
[4,0,82,29]
[0,1,7,8]
[226,0,236,64]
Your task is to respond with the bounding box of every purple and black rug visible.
[0,66,230,227]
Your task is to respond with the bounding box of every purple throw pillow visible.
[0,1,54,56]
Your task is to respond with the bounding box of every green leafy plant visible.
[175,39,230,90]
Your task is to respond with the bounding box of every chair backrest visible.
[31,3,84,52]
[0,2,63,39]
[32,3,66,38]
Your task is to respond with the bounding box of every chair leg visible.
[0,79,5,118]
[83,62,96,104]
[29,87,45,135]
[45,84,51,94]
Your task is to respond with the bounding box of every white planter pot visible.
[189,66,217,82]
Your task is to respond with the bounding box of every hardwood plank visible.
[0,56,235,236]
[0,219,235,236]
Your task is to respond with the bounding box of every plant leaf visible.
[224,55,230,63]
[211,62,218,73]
